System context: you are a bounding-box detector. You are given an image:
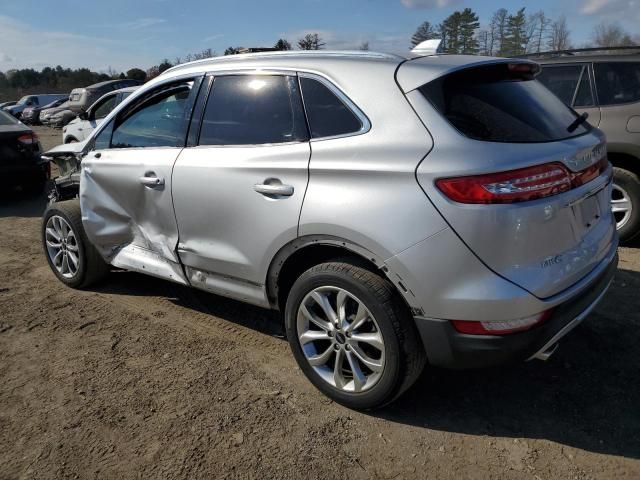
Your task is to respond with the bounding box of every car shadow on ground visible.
[91,267,640,460]
[0,189,48,218]
[376,267,640,460]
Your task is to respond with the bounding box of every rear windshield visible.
[0,110,18,125]
[420,64,590,143]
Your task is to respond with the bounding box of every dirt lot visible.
[0,127,639,479]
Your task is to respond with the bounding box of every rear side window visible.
[421,64,590,143]
[537,64,594,108]
[199,75,308,146]
[594,62,640,105]
[299,77,363,138]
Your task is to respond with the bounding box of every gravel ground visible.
[0,127,638,479]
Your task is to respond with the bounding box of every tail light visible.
[451,310,553,336]
[436,158,609,204]
[17,132,38,145]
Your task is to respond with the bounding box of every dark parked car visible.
[21,98,67,125]
[0,109,47,194]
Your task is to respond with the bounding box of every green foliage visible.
[274,39,292,51]
[126,68,147,82]
[411,21,439,47]
[500,8,528,56]
[0,66,110,102]
[440,8,480,54]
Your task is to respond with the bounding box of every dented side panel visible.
[80,147,186,282]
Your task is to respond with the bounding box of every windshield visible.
[17,96,33,105]
[0,110,18,125]
[421,63,590,143]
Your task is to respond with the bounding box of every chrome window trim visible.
[297,71,371,141]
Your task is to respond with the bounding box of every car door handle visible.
[253,183,294,197]
[139,175,165,188]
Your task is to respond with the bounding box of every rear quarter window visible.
[594,62,640,105]
[420,63,590,143]
[299,77,363,139]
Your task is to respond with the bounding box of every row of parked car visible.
[1,78,142,128]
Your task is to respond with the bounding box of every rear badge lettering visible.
[541,255,563,269]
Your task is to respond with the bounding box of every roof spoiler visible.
[411,39,443,56]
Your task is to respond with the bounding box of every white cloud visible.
[118,17,167,30]
[0,15,155,73]
[580,0,640,19]
[400,0,460,8]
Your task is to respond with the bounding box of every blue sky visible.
[0,0,638,72]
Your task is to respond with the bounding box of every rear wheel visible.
[612,167,640,243]
[285,262,425,410]
[42,199,109,288]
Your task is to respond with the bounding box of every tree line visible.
[2,10,638,102]
[411,7,639,56]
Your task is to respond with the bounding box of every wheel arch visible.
[608,150,640,176]
[266,235,421,315]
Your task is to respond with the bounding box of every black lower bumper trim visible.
[414,253,618,369]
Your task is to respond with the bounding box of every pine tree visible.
[459,8,480,54]
[274,39,292,51]
[501,8,528,56]
[411,21,439,47]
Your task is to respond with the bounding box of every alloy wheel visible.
[296,286,385,393]
[45,215,80,279]
[611,182,633,230]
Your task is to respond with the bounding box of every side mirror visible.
[78,111,88,121]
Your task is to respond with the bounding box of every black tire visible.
[42,199,109,288]
[613,167,640,243]
[285,262,426,410]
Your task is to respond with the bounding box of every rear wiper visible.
[567,112,589,133]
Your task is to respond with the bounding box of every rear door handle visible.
[253,183,294,197]
[139,174,165,188]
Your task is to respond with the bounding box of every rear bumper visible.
[415,252,618,369]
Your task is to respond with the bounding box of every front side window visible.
[594,62,640,105]
[299,77,363,138]
[421,63,590,143]
[92,95,118,119]
[110,81,195,149]
[199,75,308,146]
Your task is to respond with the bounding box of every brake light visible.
[436,159,609,204]
[452,310,553,336]
[17,132,38,145]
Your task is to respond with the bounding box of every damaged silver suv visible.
[42,49,617,409]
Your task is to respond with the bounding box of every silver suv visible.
[42,50,618,409]
[535,48,640,242]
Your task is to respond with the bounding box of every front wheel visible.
[42,199,109,288]
[612,167,640,243]
[285,262,425,410]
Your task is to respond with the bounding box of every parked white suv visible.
[63,87,139,143]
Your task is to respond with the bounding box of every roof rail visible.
[164,50,403,75]
[516,46,640,59]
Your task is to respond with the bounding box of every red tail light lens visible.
[436,158,609,204]
[452,310,553,336]
[17,132,37,145]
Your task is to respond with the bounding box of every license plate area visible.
[571,188,604,234]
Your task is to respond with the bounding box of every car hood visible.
[42,106,68,116]
[44,139,90,157]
